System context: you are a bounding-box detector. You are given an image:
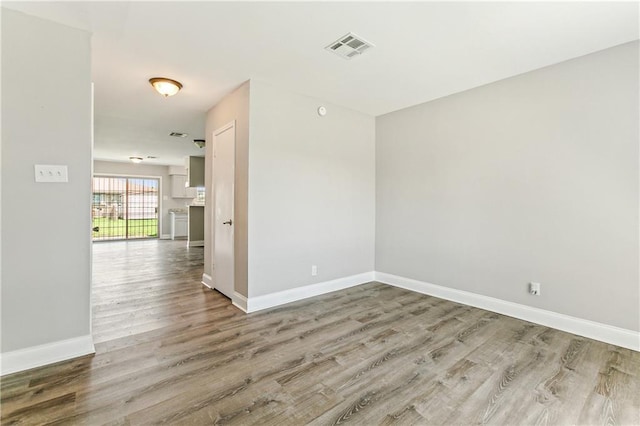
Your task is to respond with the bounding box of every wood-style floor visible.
[1,240,639,425]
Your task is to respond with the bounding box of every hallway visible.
[92,239,211,343]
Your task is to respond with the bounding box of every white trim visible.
[214,120,236,136]
[89,83,95,344]
[245,272,375,313]
[1,335,95,376]
[375,272,639,351]
[188,240,204,247]
[201,273,213,289]
[160,233,171,240]
[202,273,247,312]
[232,292,248,312]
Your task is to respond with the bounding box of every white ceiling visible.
[4,1,639,166]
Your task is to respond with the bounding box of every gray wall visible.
[376,41,639,331]
[1,9,93,351]
[189,206,205,242]
[93,160,188,237]
[248,81,376,297]
[205,81,250,296]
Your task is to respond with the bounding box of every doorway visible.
[213,121,236,298]
[92,175,160,241]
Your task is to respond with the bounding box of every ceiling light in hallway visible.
[149,77,183,97]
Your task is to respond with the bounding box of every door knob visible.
[223,220,233,226]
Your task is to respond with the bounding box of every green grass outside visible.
[92,217,158,240]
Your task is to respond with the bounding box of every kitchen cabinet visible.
[170,211,188,239]
[170,175,196,199]
[186,156,205,187]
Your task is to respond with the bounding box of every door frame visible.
[91,173,163,241]
[210,120,236,300]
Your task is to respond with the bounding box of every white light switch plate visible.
[35,165,68,182]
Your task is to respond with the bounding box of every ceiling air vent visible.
[325,32,374,60]
[169,132,188,138]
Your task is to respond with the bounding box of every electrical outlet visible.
[311,265,318,276]
[529,282,541,296]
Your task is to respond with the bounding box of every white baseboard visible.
[202,274,247,312]
[188,240,204,247]
[232,292,248,312]
[245,272,375,313]
[1,335,95,376]
[160,234,171,240]
[201,273,213,289]
[375,272,639,351]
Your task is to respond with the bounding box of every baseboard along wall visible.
[0,335,95,376]
[374,271,639,352]
[201,273,213,289]
[5,270,636,376]
[232,292,248,312]
[222,270,638,351]
[243,272,375,313]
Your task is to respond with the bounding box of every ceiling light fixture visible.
[194,139,205,149]
[129,156,143,163]
[149,77,183,97]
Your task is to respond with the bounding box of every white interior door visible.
[213,122,235,299]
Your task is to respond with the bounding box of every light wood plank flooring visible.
[1,239,639,425]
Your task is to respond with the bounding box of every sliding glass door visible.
[92,176,159,241]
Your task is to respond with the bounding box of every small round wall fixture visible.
[129,156,143,163]
[149,77,183,97]
[317,106,327,117]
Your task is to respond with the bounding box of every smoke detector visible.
[325,32,374,60]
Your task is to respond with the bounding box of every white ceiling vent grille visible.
[325,32,374,60]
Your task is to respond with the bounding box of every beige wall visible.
[1,9,93,351]
[205,81,250,296]
[376,41,639,331]
[93,160,189,237]
[248,81,376,297]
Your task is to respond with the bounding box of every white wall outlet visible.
[34,165,68,183]
[529,282,541,296]
[311,265,318,276]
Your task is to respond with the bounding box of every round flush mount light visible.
[129,156,143,163]
[317,106,327,117]
[149,77,183,97]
